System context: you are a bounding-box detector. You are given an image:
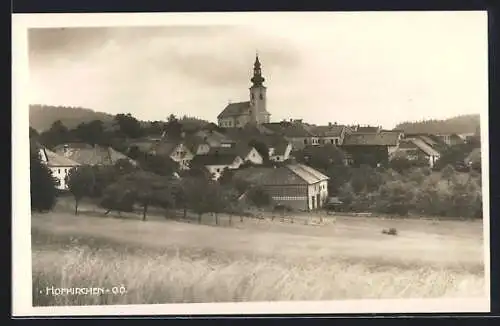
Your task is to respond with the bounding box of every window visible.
[276,157,280,161]
[259,93,263,100]
[58,169,60,174]
[331,139,334,144]
[216,168,221,173]
[251,93,255,99]
[335,139,339,145]
[303,139,307,144]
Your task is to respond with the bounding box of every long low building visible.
[233,163,329,211]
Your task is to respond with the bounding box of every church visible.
[217,55,271,128]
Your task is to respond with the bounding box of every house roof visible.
[342,131,400,146]
[356,126,381,133]
[41,148,81,167]
[222,127,291,156]
[207,143,256,160]
[53,144,133,166]
[195,129,234,145]
[217,101,251,119]
[234,163,328,186]
[262,122,314,138]
[191,152,240,166]
[306,125,345,137]
[411,138,441,157]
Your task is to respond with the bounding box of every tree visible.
[39,120,70,149]
[29,127,39,139]
[114,113,143,138]
[66,166,95,215]
[138,154,179,177]
[123,171,173,221]
[30,150,58,212]
[375,180,416,216]
[218,167,235,185]
[248,140,270,163]
[99,182,136,216]
[72,120,106,146]
[165,114,183,140]
[182,176,212,223]
[441,164,456,187]
[246,186,272,209]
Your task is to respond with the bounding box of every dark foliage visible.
[30,150,58,212]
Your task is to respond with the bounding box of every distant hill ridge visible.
[30,104,480,135]
[395,114,480,135]
[30,104,115,132]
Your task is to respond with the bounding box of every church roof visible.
[217,101,251,119]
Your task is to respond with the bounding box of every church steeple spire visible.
[251,53,265,87]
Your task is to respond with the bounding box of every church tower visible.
[249,54,270,124]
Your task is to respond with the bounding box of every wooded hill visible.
[395,114,480,135]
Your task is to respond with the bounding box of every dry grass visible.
[31,210,486,306]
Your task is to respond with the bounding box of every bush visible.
[374,180,416,216]
[30,150,58,212]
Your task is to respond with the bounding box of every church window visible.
[259,93,263,100]
[251,93,255,99]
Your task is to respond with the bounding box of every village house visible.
[233,163,329,211]
[150,139,195,170]
[38,147,81,190]
[222,125,293,162]
[217,55,271,128]
[53,143,136,167]
[263,120,317,150]
[194,129,234,148]
[392,138,441,168]
[205,144,264,165]
[190,151,244,180]
[436,133,465,146]
[306,123,347,146]
[341,131,401,167]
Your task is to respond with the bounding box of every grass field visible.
[31,204,486,306]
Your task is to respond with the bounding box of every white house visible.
[190,151,244,180]
[39,147,81,190]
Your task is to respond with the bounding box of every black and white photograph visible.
[12,11,490,316]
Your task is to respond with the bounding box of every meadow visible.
[31,202,486,306]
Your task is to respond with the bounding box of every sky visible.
[28,12,488,129]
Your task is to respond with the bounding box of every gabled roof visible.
[356,126,381,133]
[306,125,345,137]
[217,101,251,119]
[41,148,81,167]
[411,138,441,157]
[153,141,181,157]
[287,164,329,183]
[222,127,291,156]
[342,131,400,146]
[53,144,133,166]
[262,122,314,138]
[234,163,328,186]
